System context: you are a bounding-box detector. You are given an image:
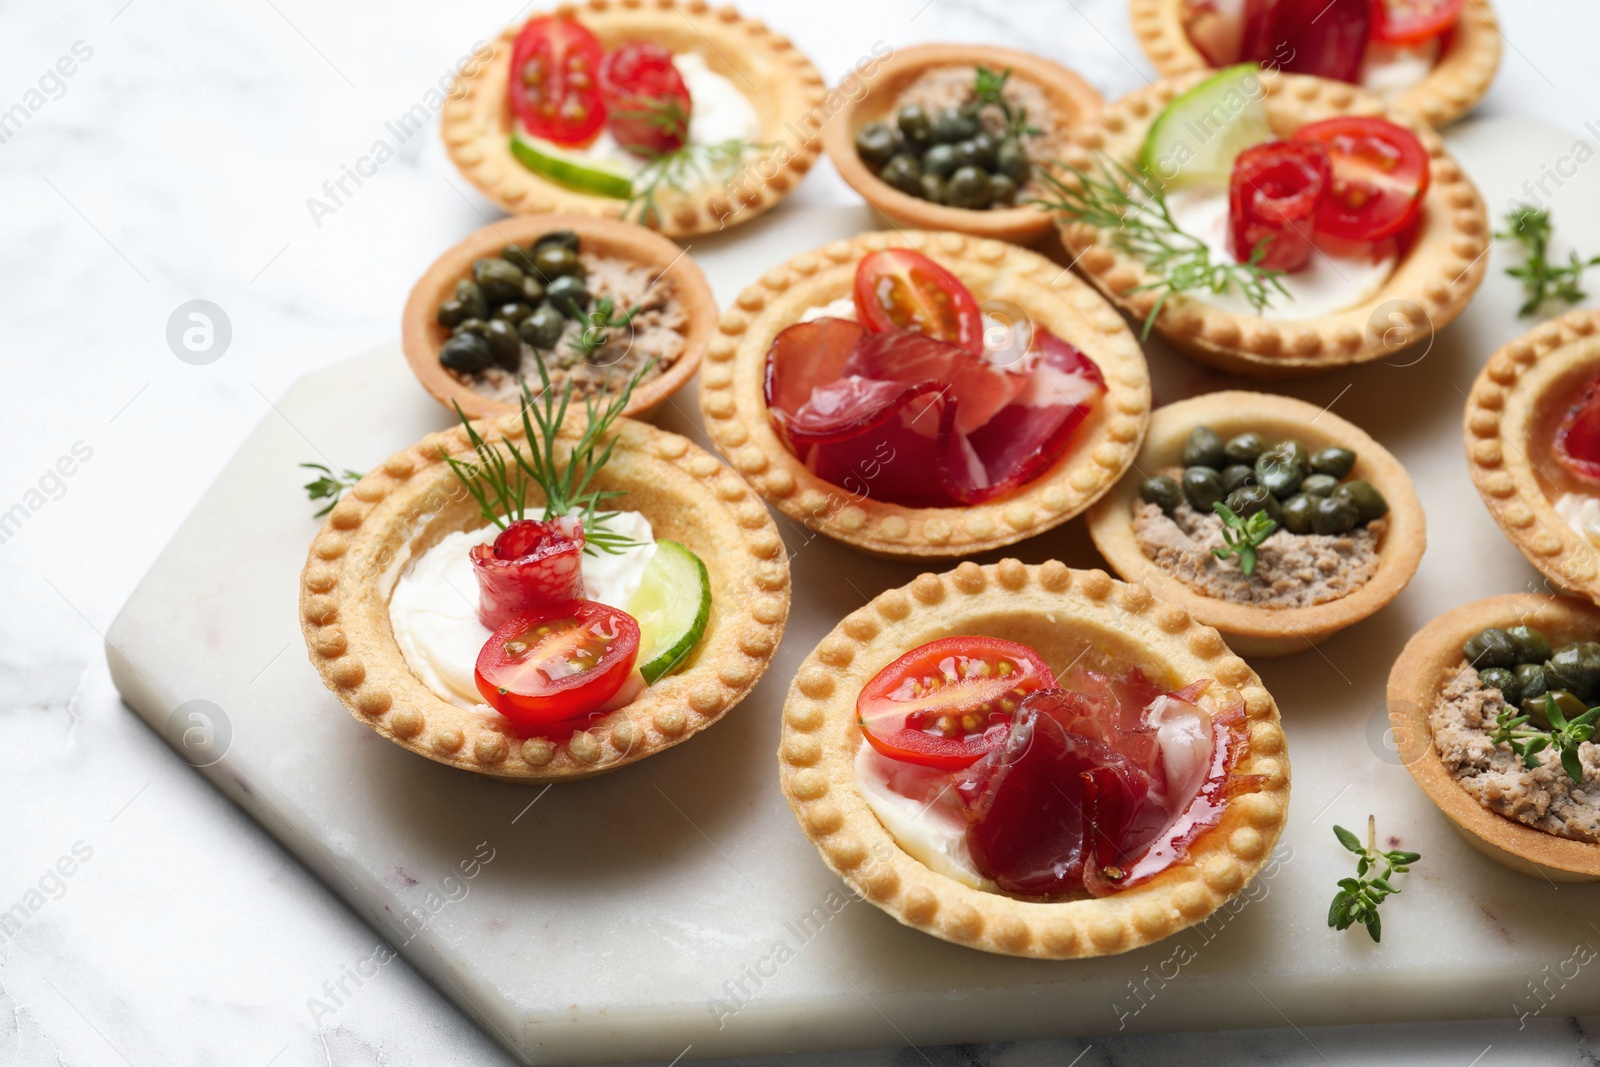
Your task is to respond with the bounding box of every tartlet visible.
[822,43,1104,243]
[697,229,1152,558]
[777,558,1291,958]
[441,0,826,238]
[1055,70,1490,379]
[402,214,716,422]
[1388,593,1600,882]
[1129,0,1502,128]
[1465,308,1600,601]
[299,415,789,782]
[1087,391,1425,657]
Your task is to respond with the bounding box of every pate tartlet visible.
[1465,308,1600,602]
[1054,70,1489,379]
[1389,593,1600,882]
[777,558,1290,957]
[1129,0,1502,129]
[299,415,789,782]
[823,43,1104,243]
[697,229,1151,559]
[403,214,716,422]
[441,0,826,238]
[1087,391,1425,657]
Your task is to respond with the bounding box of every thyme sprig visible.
[1034,155,1288,339]
[615,97,765,229]
[972,65,1041,141]
[1490,693,1600,785]
[566,296,642,361]
[1496,204,1600,317]
[444,351,653,555]
[1328,816,1420,944]
[301,462,363,517]
[1210,501,1276,577]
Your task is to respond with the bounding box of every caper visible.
[1280,493,1315,534]
[439,333,493,373]
[945,165,992,210]
[1333,480,1388,523]
[546,274,591,314]
[854,121,901,169]
[1181,426,1226,469]
[521,276,545,304]
[987,173,1017,206]
[533,229,581,253]
[1463,628,1519,669]
[880,154,923,195]
[1223,432,1267,464]
[1298,474,1339,497]
[1311,494,1359,535]
[533,245,582,281]
[473,257,528,305]
[1524,690,1585,731]
[1478,667,1522,706]
[896,104,932,146]
[518,305,564,348]
[970,132,998,169]
[436,298,469,329]
[1280,440,1310,470]
[952,139,986,169]
[932,107,979,143]
[500,243,537,273]
[1545,642,1600,698]
[452,317,488,337]
[1310,446,1356,478]
[918,173,946,204]
[996,138,1031,183]
[1219,464,1256,494]
[1139,474,1182,513]
[1254,442,1305,498]
[1506,625,1552,665]
[482,318,522,371]
[493,302,534,325]
[1515,662,1548,704]
[454,279,488,320]
[921,143,959,179]
[1181,466,1224,511]
[1226,483,1283,524]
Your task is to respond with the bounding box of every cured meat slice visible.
[470,516,586,631]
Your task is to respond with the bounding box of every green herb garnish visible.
[1328,816,1420,944]
[444,351,652,555]
[1490,693,1600,784]
[1497,204,1600,317]
[615,97,765,229]
[301,462,363,517]
[1210,501,1276,577]
[566,297,642,361]
[1035,155,1287,339]
[972,65,1041,142]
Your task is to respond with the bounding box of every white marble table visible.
[4,0,1600,1064]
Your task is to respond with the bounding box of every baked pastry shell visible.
[1465,308,1600,601]
[697,229,1152,558]
[777,558,1291,958]
[402,214,716,422]
[821,43,1104,243]
[299,415,790,783]
[1387,592,1600,882]
[440,0,827,238]
[1128,0,1502,129]
[1054,71,1490,378]
[1087,391,1426,658]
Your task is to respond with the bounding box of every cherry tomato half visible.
[598,43,692,156]
[1555,374,1600,484]
[853,249,985,356]
[1293,116,1430,242]
[475,600,640,728]
[857,636,1057,769]
[1228,139,1330,272]
[508,16,607,146]
[1372,0,1464,45]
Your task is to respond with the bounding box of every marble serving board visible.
[107,118,1600,1065]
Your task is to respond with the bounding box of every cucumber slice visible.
[1138,63,1273,190]
[509,134,634,200]
[627,540,711,683]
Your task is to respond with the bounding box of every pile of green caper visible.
[1464,625,1599,731]
[1137,425,1389,536]
[853,102,1030,211]
[435,229,593,375]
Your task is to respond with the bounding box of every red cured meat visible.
[470,516,586,631]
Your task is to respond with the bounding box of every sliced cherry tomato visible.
[857,636,1056,770]
[1555,373,1600,483]
[1242,0,1373,83]
[508,16,607,146]
[1293,116,1430,242]
[598,43,691,156]
[475,600,640,728]
[853,249,984,356]
[1228,139,1330,272]
[1372,0,1464,45]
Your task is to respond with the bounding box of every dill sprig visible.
[1328,816,1420,944]
[972,65,1041,141]
[1496,204,1600,317]
[1034,154,1288,339]
[444,350,653,555]
[566,296,642,361]
[301,462,363,517]
[1210,501,1276,577]
[1490,693,1600,785]
[613,98,766,228]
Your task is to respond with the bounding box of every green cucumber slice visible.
[1138,63,1273,190]
[627,540,710,683]
[509,134,634,200]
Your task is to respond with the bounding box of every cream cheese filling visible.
[1360,39,1441,99]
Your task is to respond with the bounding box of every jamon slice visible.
[470,516,586,631]
[1555,373,1600,483]
[1242,0,1372,83]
